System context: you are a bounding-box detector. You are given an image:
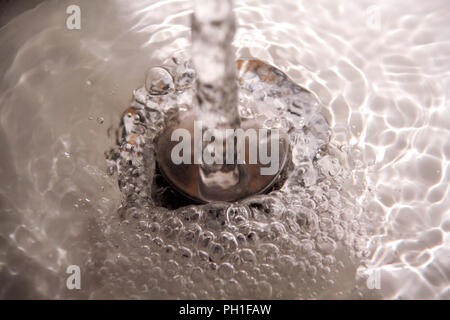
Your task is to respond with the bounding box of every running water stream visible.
[191,0,240,128]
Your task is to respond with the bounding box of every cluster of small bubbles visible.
[102,54,370,299]
[145,67,175,96]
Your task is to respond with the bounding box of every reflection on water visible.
[0,0,449,299]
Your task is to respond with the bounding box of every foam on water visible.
[0,0,448,299]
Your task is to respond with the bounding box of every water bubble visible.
[225,279,242,296]
[148,222,160,236]
[151,237,164,250]
[243,195,285,220]
[267,222,286,239]
[307,265,318,277]
[258,243,280,263]
[203,203,229,230]
[322,255,336,266]
[174,62,195,90]
[191,267,204,282]
[302,198,316,209]
[246,231,258,245]
[198,231,215,250]
[162,245,176,259]
[226,205,249,225]
[171,51,189,65]
[238,104,255,118]
[218,232,238,252]
[138,220,148,231]
[162,217,183,239]
[300,239,315,253]
[236,270,249,282]
[239,248,257,265]
[295,211,309,227]
[319,218,334,232]
[279,255,296,274]
[255,281,273,299]
[178,206,202,224]
[176,246,193,262]
[145,67,174,95]
[316,235,337,253]
[208,242,225,262]
[309,252,322,265]
[218,263,234,280]
[165,260,179,277]
[180,226,201,245]
[317,155,341,177]
[333,224,345,240]
[205,262,218,279]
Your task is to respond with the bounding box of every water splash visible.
[103,48,373,298]
[191,0,240,128]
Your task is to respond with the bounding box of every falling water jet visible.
[191,0,240,128]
